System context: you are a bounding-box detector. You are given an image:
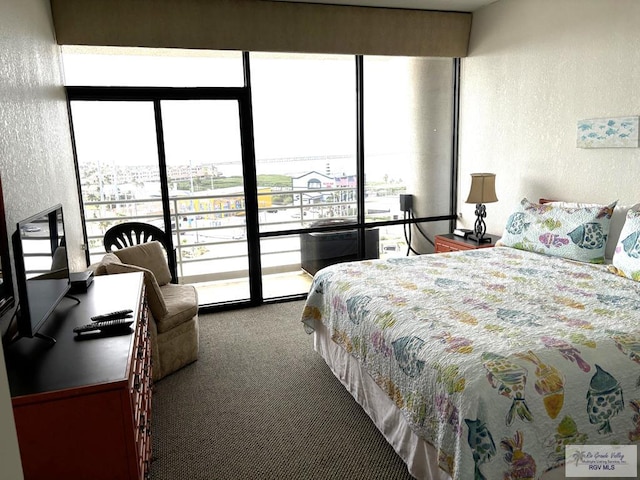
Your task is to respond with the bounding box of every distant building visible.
[291,171,335,204]
[291,171,334,190]
[334,174,356,188]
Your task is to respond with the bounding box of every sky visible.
[65,48,447,183]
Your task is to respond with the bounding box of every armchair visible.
[91,241,198,381]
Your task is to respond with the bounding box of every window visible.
[65,47,458,306]
[363,56,455,252]
[251,53,357,232]
[62,46,244,87]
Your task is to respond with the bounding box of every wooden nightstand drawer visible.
[434,239,458,253]
[434,233,500,253]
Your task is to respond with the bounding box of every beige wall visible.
[0,0,83,476]
[458,0,640,236]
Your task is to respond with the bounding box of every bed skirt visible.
[313,319,448,480]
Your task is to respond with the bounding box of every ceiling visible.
[267,0,497,12]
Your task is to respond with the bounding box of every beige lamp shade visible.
[465,173,498,204]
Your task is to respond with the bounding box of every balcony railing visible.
[83,186,396,285]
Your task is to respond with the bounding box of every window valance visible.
[50,0,471,57]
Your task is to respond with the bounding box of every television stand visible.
[3,272,151,480]
[9,294,81,346]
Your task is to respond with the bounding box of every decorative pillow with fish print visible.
[611,205,640,281]
[498,198,616,263]
[547,202,632,260]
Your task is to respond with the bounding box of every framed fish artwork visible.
[577,116,639,148]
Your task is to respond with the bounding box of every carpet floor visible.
[150,300,414,480]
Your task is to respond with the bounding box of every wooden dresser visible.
[4,272,152,480]
[434,233,501,253]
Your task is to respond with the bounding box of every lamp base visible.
[468,234,491,244]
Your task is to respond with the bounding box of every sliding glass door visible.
[71,101,165,259]
[160,100,251,303]
[70,94,255,306]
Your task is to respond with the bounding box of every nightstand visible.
[434,233,501,253]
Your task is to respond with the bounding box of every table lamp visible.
[465,173,498,243]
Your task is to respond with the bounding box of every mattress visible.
[302,246,640,480]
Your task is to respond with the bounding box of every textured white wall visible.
[458,0,640,236]
[0,0,82,477]
[1,0,83,264]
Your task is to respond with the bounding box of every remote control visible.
[74,318,134,336]
[91,309,133,322]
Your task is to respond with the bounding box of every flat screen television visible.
[11,204,71,344]
[0,176,14,318]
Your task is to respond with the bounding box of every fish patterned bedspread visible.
[301,246,640,480]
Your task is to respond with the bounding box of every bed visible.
[301,198,640,479]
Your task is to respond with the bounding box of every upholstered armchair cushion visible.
[113,241,173,286]
[157,283,198,333]
[105,261,169,321]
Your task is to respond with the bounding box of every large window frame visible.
[67,53,460,311]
